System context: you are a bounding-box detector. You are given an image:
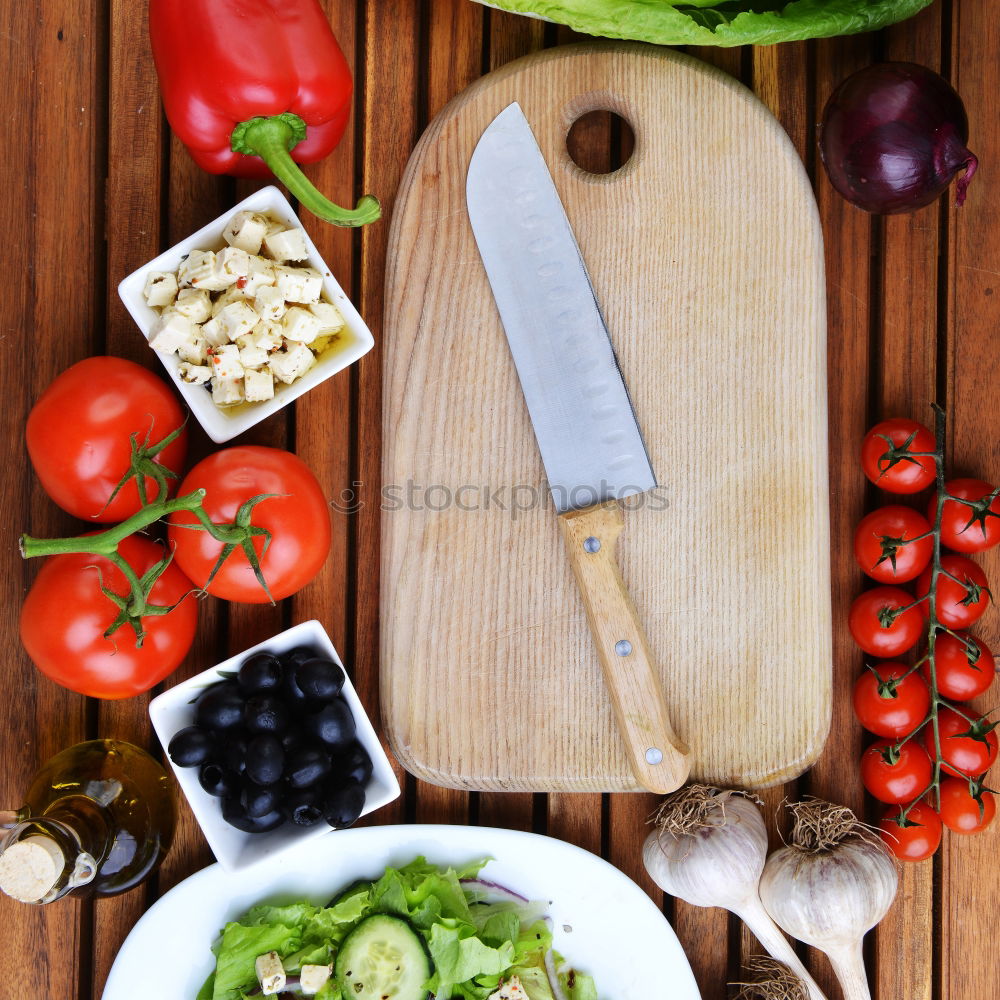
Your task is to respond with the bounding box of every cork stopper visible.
[0,835,66,903]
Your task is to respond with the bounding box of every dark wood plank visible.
[357,0,424,827]
[940,2,1000,998]
[0,0,105,994]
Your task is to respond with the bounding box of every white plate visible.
[102,824,701,1000]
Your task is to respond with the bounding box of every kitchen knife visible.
[466,102,690,793]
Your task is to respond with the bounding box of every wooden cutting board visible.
[381,41,831,792]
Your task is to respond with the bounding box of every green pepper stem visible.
[236,115,379,227]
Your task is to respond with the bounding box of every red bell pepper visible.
[149,0,378,227]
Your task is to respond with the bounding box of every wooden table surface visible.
[2,2,997,998]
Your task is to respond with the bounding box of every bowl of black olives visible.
[149,620,400,871]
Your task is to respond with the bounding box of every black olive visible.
[285,747,332,789]
[224,736,249,776]
[322,780,366,829]
[330,743,373,787]
[195,683,245,732]
[222,796,285,833]
[244,695,289,736]
[304,698,356,750]
[294,657,345,702]
[199,762,239,798]
[167,726,214,768]
[241,779,283,819]
[280,730,303,755]
[284,788,323,826]
[237,652,283,696]
[245,734,284,786]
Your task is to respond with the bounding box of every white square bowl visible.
[149,620,400,872]
[118,186,373,443]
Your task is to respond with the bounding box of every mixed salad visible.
[197,857,597,1000]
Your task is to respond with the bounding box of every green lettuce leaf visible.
[476,0,936,47]
[211,921,303,1000]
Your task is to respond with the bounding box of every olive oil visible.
[0,740,174,903]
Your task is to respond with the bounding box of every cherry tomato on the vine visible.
[853,506,933,583]
[915,554,990,628]
[938,778,996,834]
[848,587,924,657]
[861,740,933,803]
[933,478,1000,553]
[923,631,995,702]
[19,535,197,699]
[25,356,187,522]
[167,446,332,603]
[852,663,930,738]
[860,418,936,494]
[879,801,942,862]
[926,706,998,777]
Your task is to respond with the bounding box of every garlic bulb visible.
[758,800,898,1000]
[642,786,827,1000]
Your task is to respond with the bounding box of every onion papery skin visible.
[820,62,977,215]
[758,840,899,948]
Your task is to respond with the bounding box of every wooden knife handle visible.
[558,501,690,793]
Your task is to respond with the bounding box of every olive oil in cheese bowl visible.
[118,186,373,443]
[148,620,400,871]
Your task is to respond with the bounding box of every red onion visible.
[459,877,530,904]
[819,62,977,215]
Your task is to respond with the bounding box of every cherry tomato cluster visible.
[19,357,332,699]
[849,417,999,862]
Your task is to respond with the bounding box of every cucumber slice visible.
[334,914,431,1000]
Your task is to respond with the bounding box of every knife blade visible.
[467,102,689,793]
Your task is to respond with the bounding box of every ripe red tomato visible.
[167,446,332,603]
[19,535,197,698]
[933,478,1000,553]
[937,778,996,834]
[25,357,187,522]
[853,506,933,583]
[848,587,924,657]
[861,740,933,803]
[926,706,998,777]
[915,554,990,628]
[879,801,942,862]
[852,663,930,738]
[923,631,995,701]
[860,418,936,494]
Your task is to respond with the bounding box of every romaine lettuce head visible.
[476,0,935,47]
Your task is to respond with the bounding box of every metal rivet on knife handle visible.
[583,536,601,553]
[557,500,690,794]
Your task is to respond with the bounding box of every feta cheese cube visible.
[243,367,275,402]
[211,375,245,407]
[177,362,212,384]
[173,287,212,323]
[251,320,284,352]
[222,210,269,254]
[254,284,287,323]
[254,952,286,997]
[262,226,310,263]
[274,265,322,304]
[281,306,324,344]
[235,333,269,368]
[148,310,195,354]
[298,964,332,996]
[212,246,252,288]
[242,255,276,296]
[212,285,249,315]
[209,343,245,380]
[488,977,528,1000]
[216,300,259,342]
[309,301,345,335]
[143,270,178,308]
[269,342,315,384]
[177,249,231,291]
[177,333,208,365]
[200,317,229,348]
